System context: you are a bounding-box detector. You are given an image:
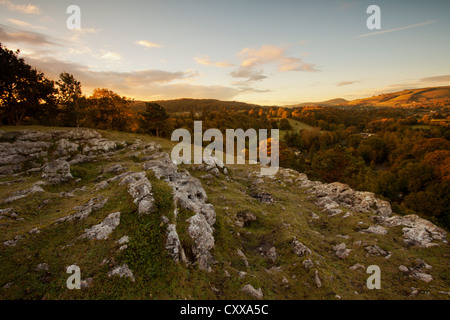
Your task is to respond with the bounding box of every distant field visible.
[273,118,319,139]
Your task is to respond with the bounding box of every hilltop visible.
[346,86,450,108]
[129,86,450,112]
[0,127,448,300]
[285,98,348,108]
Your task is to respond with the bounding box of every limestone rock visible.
[382,214,447,247]
[360,225,388,235]
[187,213,215,272]
[42,159,73,184]
[108,264,135,282]
[292,237,312,256]
[333,243,352,259]
[81,212,121,240]
[241,284,263,299]
[57,196,108,222]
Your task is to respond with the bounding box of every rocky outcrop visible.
[187,213,215,272]
[250,191,275,204]
[0,129,119,177]
[399,259,433,283]
[119,172,154,215]
[165,224,187,263]
[307,182,392,218]
[382,214,447,247]
[241,284,263,299]
[81,212,121,240]
[292,237,312,256]
[42,159,73,184]
[108,264,135,282]
[360,225,388,235]
[57,196,108,223]
[144,152,217,272]
[333,243,352,259]
[2,182,45,204]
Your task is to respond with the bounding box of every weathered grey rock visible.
[81,212,120,240]
[57,196,108,222]
[42,159,73,184]
[2,182,44,204]
[94,181,109,191]
[200,203,216,226]
[166,224,187,264]
[118,236,129,245]
[382,214,447,247]
[241,284,263,299]
[333,243,352,259]
[17,131,52,142]
[120,172,154,215]
[399,265,409,273]
[108,264,135,282]
[267,247,277,263]
[350,263,365,271]
[314,270,322,288]
[56,139,78,156]
[364,245,388,257]
[360,225,388,235]
[237,249,249,268]
[3,235,23,247]
[308,182,392,218]
[187,213,215,272]
[292,237,312,256]
[303,259,315,270]
[80,278,93,289]
[36,263,49,271]
[104,163,125,174]
[410,270,433,283]
[236,211,257,228]
[250,192,274,204]
[145,151,217,272]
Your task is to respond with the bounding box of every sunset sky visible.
[0,0,449,105]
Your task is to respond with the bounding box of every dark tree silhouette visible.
[0,43,57,125]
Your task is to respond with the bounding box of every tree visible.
[140,102,169,137]
[87,88,134,131]
[57,72,83,127]
[279,118,292,130]
[0,43,57,125]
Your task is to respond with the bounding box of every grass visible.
[0,126,449,300]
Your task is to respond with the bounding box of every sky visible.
[0,0,449,106]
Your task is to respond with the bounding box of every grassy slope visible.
[0,126,448,300]
[346,86,450,107]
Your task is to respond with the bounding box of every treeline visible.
[274,108,449,229]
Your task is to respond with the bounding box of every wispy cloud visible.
[0,24,57,46]
[0,0,40,14]
[135,40,162,48]
[230,44,317,82]
[237,44,316,72]
[194,55,234,68]
[419,75,450,83]
[100,51,122,62]
[356,20,437,38]
[337,80,359,87]
[230,68,266,81]
[6,18,45,30]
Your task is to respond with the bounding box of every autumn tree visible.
[87,88,134,131]
[56,72,83,127]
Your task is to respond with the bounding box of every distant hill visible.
[345,86,450,108]
[285,98,348,108]
[130,86,450,113]
[131,98,267,114]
